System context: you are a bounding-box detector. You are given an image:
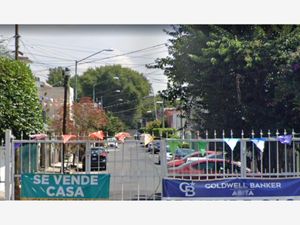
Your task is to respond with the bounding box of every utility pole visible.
[62,68,70,174]
[75,60,78,102]
[15,24,19,60]
[74,48,113,102]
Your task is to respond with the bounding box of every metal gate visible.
[162,130,300,200]
[0,139,5,200]
[1,130,163,200]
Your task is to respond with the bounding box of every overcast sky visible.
[0,25,171,93]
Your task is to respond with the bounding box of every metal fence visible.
[2,129,300,200]
[163,129,300,181]
[2,130,163,200]
[0,139,5,200]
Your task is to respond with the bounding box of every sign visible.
[21,173,110,200]
[163,177,300,200]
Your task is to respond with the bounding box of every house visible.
[36,80,74,122]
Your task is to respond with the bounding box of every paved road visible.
[106,141,162,200]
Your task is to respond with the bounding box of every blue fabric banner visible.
[163,178,300,199]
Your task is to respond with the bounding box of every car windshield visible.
[175,148,195,156]
[107,138,116,142]
[91,147,105,153]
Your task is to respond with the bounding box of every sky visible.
[0,25,171,94]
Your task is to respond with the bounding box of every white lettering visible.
[54,175,63,185]
[90,176,98,185]
[72,176,80,185]
[250,182,282,189]
[41,175,49,185]
[81,176,90,185]
[33,175,41,184]
[74,187,84,197]
[63,176,71,185]
[56,186,65,196]
[66,186,74,197]
[46,186,55,196]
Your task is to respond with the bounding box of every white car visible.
[106,137,118,148]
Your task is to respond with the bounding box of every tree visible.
[50,97,108,135]
[0,57,44,139]
[47,67,64,87]
[152,25,300,134]
[77,65,152,128]
[104,112,126,136]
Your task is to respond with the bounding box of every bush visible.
[152,128,176,138]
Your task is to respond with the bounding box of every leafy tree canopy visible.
[77,65,152,128]
[0,57,44,139]
[46,67,64,87]
[152,25,300,135]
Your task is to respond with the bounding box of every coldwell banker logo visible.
[179,182,196,197]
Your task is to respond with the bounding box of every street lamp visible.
[156,100,165,128]
[62,67,70,174]
[74,48,114,101]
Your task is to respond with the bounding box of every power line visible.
[21,51,74,61]
[22,39,78,60]
[79,43,167,65]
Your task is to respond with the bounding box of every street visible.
[105,140,162,200]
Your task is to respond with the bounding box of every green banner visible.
[21,173,110,200]
[168,140,181,154]
[197,141,207,156]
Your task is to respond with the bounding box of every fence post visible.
[85,141,91,173]
[5,129,12,200]
[160,139,167,180]
[240,130,247,178]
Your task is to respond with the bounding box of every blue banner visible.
[163,178,300,200]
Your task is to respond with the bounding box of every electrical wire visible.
[77,43,167,65]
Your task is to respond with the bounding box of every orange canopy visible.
[89,131,106,140]
[115,132,131,142]
[62,134,77,143]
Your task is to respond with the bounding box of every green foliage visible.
[103,112,126,135]
[153,25,300,133]
[0,57,44,138]
[146,120,161,131]
[178,142,190,148]
[46,67,64,87]
[78,65,151,128]
[152,128,176,138]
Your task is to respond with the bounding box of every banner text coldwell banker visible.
[21,174,110,200]
[163,178,300,200]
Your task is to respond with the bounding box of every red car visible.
[167,158,250,179]
[167,150,222,168]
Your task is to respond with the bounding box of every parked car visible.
[158,145,172,164]
[106,137,118,148]
[173,148,197,160]
[82,147,108,171]
[148,141,160,154]
[167,150,223,168]
[168,158,251,179]
[185,151,225,164]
